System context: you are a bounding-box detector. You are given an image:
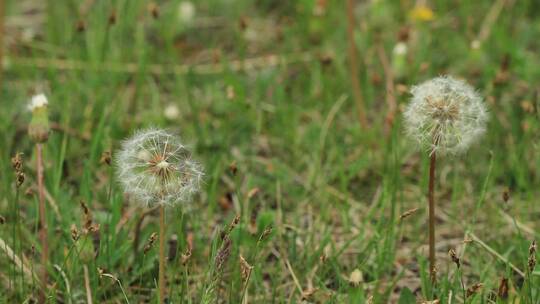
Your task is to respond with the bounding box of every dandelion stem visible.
[158,205,166,303]
[36,143,49,302]
[428,150,437,283]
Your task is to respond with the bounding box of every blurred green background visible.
[1,0,540,302]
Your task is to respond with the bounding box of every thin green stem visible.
[36,143,49,303]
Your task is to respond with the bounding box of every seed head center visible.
[157,160,170,169]
[426,96,459,123]
[148,155,174,181]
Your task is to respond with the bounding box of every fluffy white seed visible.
[403,76,488,155]
[116,128,203,206]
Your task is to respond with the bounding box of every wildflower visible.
[403,76,488,155]
[28,94,50,143]
[409,5,435,22]
[116,128,203,206]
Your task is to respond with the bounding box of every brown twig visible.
[158,206,166,303]
[36,143,48,303]
[345,0,368,128]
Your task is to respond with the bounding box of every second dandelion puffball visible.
[116,129,203,206]
[403,76,488,155]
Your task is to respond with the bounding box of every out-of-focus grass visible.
[1,0,540,302]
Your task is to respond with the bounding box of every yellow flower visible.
[409,5,435,22]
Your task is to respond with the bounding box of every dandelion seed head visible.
[403,76,488,155]
[116,128,203,207]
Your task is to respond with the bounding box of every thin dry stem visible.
[468,232,525,278]
[83,264,93,304]
[0,237,37,282]
[428,150,436,283]
[37,143,49,303]
[158,205,166,303]
[376,44,397,135]
[345,0,368,128]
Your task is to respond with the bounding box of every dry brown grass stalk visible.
[345,0,368,128]
[83,264,93,304]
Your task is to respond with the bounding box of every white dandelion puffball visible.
[164,104,180,120]
[28,94,48,111]
[116,129,203,206]
[403,76,488,155]
[178,1,195,23]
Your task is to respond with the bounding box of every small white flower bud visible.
[393,42,408,56]
[28,93,50,143]
[28,94,48,111]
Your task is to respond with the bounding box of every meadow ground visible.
[1,0,540,303]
